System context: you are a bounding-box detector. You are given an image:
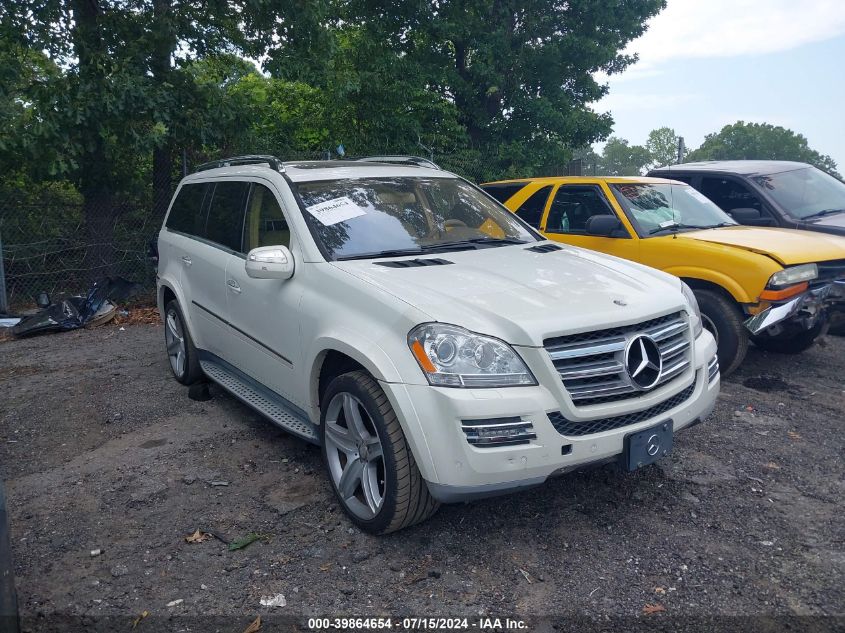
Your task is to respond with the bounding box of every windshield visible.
[610,183,736,236]
[293,177,539,260]
[752,167,845,219]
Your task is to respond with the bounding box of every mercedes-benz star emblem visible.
[646,434,661,456]
[624,335,663,390]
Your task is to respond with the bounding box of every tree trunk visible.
[153,145,173,220]
[151,0,177,219]
[70,0,116,287]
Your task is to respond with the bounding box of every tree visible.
[687,121,840,177]
[3,0,323,279]
[272,0,667,175]
[599,136,651,176]
[646,126,685,168]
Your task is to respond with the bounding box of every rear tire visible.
[320,370,439,534]
[694,289,748,376]
[164,300,203,385]
[751,319,826,354]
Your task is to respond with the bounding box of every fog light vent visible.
[707,354,719,383]
[461,417,536,447]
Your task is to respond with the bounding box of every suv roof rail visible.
[195,155,286,173]
[355,155,440,169]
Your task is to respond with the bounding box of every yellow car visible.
[482,176,845,374]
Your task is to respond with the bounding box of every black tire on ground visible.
[164,300,203,386]
[0,481,20,633]
[320,370,439,534]
[694,289,749,376]
[828,320,845,337]
[751,319,826,354]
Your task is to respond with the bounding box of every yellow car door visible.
[540,181,640,261]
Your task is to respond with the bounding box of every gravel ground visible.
[0,322,843,632]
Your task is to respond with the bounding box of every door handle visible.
[227,279,241,294]
[181,256,192,267]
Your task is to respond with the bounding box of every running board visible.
[199,357,319,444]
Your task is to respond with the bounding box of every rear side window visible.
[165,183,209,236]
[205,181,249,251]
[483,182,524,204]
[515,185,552,228]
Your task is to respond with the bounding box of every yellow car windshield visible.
[610,183,736,236]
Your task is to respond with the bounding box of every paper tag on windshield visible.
[305,196,366,226]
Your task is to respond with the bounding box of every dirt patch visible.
[1,324,843,627]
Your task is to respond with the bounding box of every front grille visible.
[544,311,692,406]
[548,382,696,437]
[815,259,845,284]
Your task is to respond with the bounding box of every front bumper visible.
[745,281,845,335]
[381,332,719,503]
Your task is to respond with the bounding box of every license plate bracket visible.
[623,420,674,471]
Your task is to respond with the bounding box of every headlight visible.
[768,263,818,288]
[681,282,703,338]
[408,323,536,388]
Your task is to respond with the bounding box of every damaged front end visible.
[745,261,845,337]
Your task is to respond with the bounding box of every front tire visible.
[164,300,203,385]
[694,289,748,376]
[320,370,439,534]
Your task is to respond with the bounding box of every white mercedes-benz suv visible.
[157,155,720,533]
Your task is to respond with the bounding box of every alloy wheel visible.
[323,392,386,520]
[165,309,187,378]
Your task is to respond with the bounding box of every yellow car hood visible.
[679,226,845,266]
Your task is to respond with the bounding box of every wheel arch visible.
[157,279,199,341]
[306,335,404,420]
[665,267,752,304]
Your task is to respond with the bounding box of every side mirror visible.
[586,215,626,237]
[727,207,761,222]
[728,207,775,226]
[245,245,294,280]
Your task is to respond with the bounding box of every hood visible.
[678,226,845,266]
[332,243,685,347]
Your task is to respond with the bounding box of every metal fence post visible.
[0,229,8,314]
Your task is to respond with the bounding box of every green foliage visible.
[598,136,652,176]
[687,121,840,178]
[2,0,669,208]
[267,0,666,169]
[646,126,685,168]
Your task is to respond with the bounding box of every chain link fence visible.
[0,199,164,311]
[0,151,579,313]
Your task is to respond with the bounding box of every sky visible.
[595,0,845,169]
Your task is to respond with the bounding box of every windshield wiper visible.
[420,237,529,252]
[336,247,424,261]
[335,237,529,260]
[699,222,737,229]
[648,222,709,235]
[803,208,845,219]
